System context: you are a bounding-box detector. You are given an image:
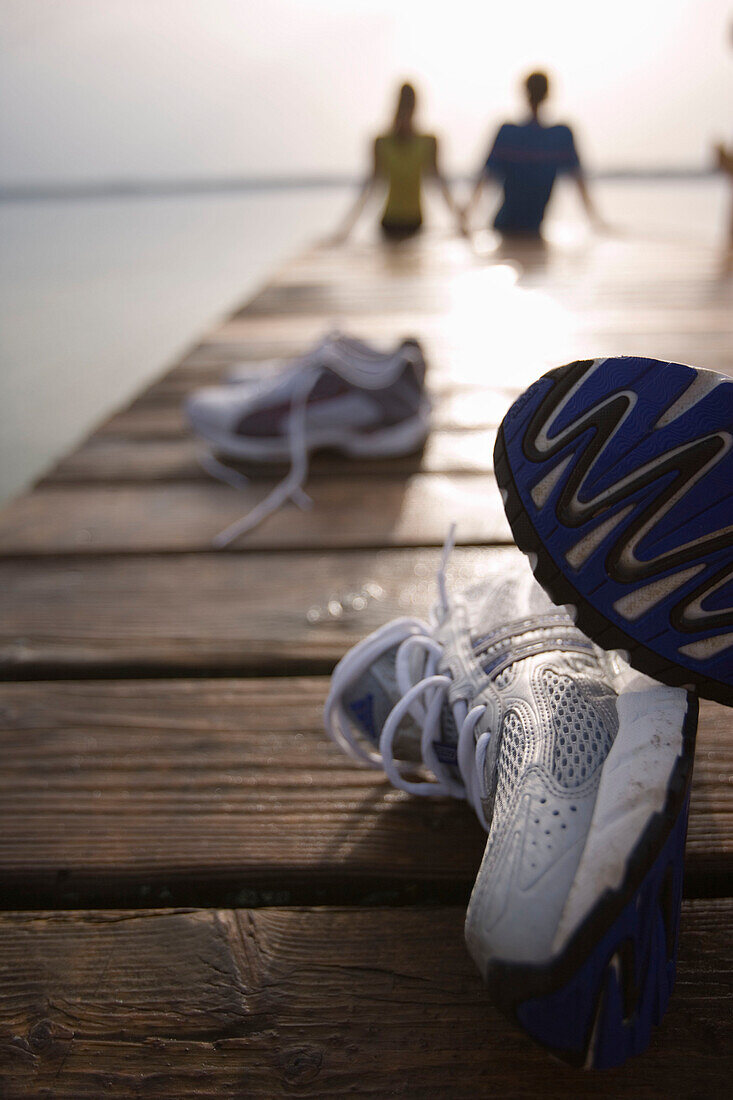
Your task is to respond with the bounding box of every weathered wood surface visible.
[0,677,483,908]
[0,475,510,555]
[43,428,498,484]
[57,384,515,440]
[1,903,731,1099]
[176,325,733,380]
[1,229,733,1094]
[0,679,729,908]
[0,547,507,676]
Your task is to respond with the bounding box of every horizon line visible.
[0,166,716,204]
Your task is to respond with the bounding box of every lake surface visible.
[0,178,728,505]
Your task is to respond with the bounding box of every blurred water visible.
[0,178,728,505]
[0,187,344,504]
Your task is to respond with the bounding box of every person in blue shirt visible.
[465,70,603,236]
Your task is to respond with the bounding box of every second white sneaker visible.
[186,332,430,543]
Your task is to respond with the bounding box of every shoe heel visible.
[516,791,690,1069]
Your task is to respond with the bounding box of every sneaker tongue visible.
[341,644,414,754]
[341,644,457,766]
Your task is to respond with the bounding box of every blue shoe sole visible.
[494,357,733,706]
[483,694,698,1069]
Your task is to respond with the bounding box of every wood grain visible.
[2,229,733,1097]
[162,322,733,395]
[44,428,498,485]
[0,679,729,907]
[0,475,510,555]
[0,902,730,1098]
[0,547,509,676]
[95,385,516,439]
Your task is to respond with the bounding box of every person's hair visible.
[393,82,417,131]
[525,70,549,111]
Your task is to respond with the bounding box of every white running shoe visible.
[186,333,430,544]
[324,538,697,1068]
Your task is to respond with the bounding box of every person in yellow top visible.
[335,82,465,241]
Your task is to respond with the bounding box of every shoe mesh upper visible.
[490,662,618,836]
[494,709,532,820]
[544,669,617,789]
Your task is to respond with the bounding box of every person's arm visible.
[462,171,487,229]
[715,143,733,177]
[572,170,607,230]
[463,128,504,227]
[563,129,608,232]
[715,145,733,255]
[330,139,382,243]
[428,137,468,235]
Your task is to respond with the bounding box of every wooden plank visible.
[0,224,730,1100]
[0,679,728,907]
[43,429,498,485]
[169,335,732,409]
[176,311,560,386]
[235,278,454,316]
[0,475,510,555]
[229,236,727,305]
[0,677,486,907]
[161,325,733,395]
[233,277,733,322]
[212,306,733,346]
[160,235,733,406]
[94,386,515,440]
[107,367,490,409]
[174,329,496,385]
[0,547,506,676]
[34,232,730,462]
[0,901,730,1097]
[72,317,733,429]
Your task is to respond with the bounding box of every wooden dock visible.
[0,229,731,1097]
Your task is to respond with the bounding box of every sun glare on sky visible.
[0,0,731,183]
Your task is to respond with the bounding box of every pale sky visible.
[1,0,731,184]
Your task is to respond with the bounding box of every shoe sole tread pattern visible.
[482,695,698,1069]
[494,357,733,707]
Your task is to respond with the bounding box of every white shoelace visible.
[201,337,420,547]
[210,364,321,546]
[323,527,492,830]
